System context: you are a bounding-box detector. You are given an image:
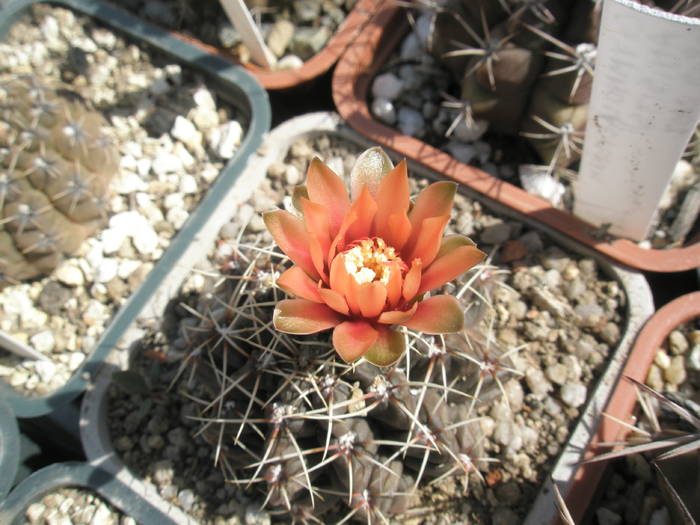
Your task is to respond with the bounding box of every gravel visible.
[23,487,131,525]
[106,132,627,523]
[0,4,245,397]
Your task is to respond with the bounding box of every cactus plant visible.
[0,75,118,288]
[149,149,518,523]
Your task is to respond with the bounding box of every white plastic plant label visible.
[574,0,700,242]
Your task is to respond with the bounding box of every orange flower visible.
[264,148,485,366]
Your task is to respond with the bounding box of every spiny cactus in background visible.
[0,75,118,287]
[173,245,511,523]
[424,0,598,172]
[168,153,515,522]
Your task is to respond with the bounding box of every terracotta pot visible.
[331,4,700,273]
[558,291,700,524]
[126,0,380,90]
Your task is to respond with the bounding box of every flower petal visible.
[308,232,328,283]
[408,181,456,230]
[374,160,410,239]
[419,237,486,295]
[404,215,450,268]
[385,212,412,252]
[350,146,394,199]
[264,210,319,278]
[306,157,350,235]
[318,287,350,316]
[377,302,418,324]
[273,299,343,334]
[404,181,456,256]
[277,266,323,302]
[358,281,388,319]
[346,186,377,242]
[301,198,332,254]
[400,295,464,334]
[330,254,360,315]
[385,260,403,308]
[363,326,406,367]
[402,259,422,303]
[291,185,308,215]
[333,321,379,362]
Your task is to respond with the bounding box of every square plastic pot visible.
[0,462,180,524]
[0,0,271,418]
[0,397,20,500]
[80,111,654,525]
[331,4,700,273]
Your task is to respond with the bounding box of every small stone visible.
[266,19,295,57]
[179,174,198,194]
[519,165,565,206]
[90,503,112,525]
[371,97,396,125]
[371,72,403,100]
[546,363,568,385]
[55,261,85,287]
[599,322,620,345]
[453,118,489,142]
[499,240,527,263]
[245,505,271,525]
[596,507,622,525]
[38,281,72,315]
[646,363,664,391]
[445,141,477,164]
[649,507,670,525]
[654,350,671,369]
[34,360,56,383]
[25,502,46,522]
[208,120,243,159]
[178,489,195,511]
[560,382,587,408]
[480,221,511,244]
[663,354,686,386]
[30,330,55,354]
[668,330,689,354]
[95,258,119,283]
[151,151,183,176]
[525,367,552,398]
[68,352,85,371]
[166,207,189,229]
[132,225,159,255]
[688,343,700,370]
[397,107,424,137]
[284,165,301,185]
[277,54,304,70]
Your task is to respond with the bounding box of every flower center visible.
[343,237,404,285]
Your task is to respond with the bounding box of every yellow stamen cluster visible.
[343,238,401,285]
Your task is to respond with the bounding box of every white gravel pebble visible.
[372,72,403,100]
[560,382,587,408]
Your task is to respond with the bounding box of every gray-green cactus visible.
[0,75,118,287]
[165,242,510,523]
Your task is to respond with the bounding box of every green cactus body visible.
[0,76,117,287]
